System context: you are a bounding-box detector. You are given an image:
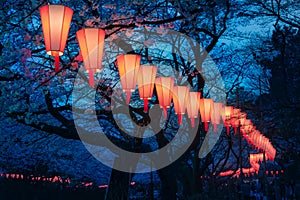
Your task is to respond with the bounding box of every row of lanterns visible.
[249,153,265,172]
[241,120,276,161]
[1,173,70,183]
[249,152,265,164]
[40,4,105,87]
[37,4,221,128]
[217,168,284,177]
[38,4,276,160]
[219,153,270,177]
[249,153,264,169]
[209,105,277,161]
[219,152,284,178]
[0,172,136,188]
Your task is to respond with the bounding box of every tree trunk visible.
[157,165,178,200]
[192,154,202,194]
[105,158,131,200]
[155,130,178,199]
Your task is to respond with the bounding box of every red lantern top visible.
[137,65,157,112]
[40,5,73,72]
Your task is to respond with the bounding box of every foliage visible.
[0,0,299,199]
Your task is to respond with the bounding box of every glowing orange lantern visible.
[231,108,241,133]
[40,4,73,72]
[241,119,252,135]
[221,106,233,134]
[250,154,253,163]
[211,102,223,132]
[239,112,247,126]
[186,92,200,127]
[155,77,174,119]
[137,65,157,112]
[76,28,105,87]
[173,86,189,125]
[116,54,141,104]
[199,98,212,131]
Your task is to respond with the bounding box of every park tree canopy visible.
[0,0,299,199]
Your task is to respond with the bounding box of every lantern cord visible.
[204,122,208,131]
[163,107,167,119]
[178,114,182,125]
[214,124,217,132]
[191,118,194,127]
[143,99,148,113]
[126,91,131,104]
[234,126,237,134]
[54,55,60,72]
[88,70,94,87]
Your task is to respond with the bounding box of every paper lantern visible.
[199,98,212,131]
[186,92,200,127]
[116,54,141,104]
[137,65,157,112]
[40,4,73,72]
[239,112,247,126]
[250,153,264,164]
[76,28,105,87]
[252,130,259,148]
[253,131,262,150]
[173,86,189,125]
[221,106,233,134]
[231,108,241,133]
[155,77,174,119]
[211,102,223,132]
[241,119,252,135]
[260,137,267,151]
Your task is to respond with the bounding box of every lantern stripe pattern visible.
[199,98,212,131]
[231,108,241,133]
[173,86,189,125]
[116,54,141,104]
[211,102,223,132]
[186,92,200,127]
[76,28,105,87]
[155,77,174,119]
[40,5,73,72]
[137,65,157,112]
[222,106,233,134]
[239,112,247,126]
